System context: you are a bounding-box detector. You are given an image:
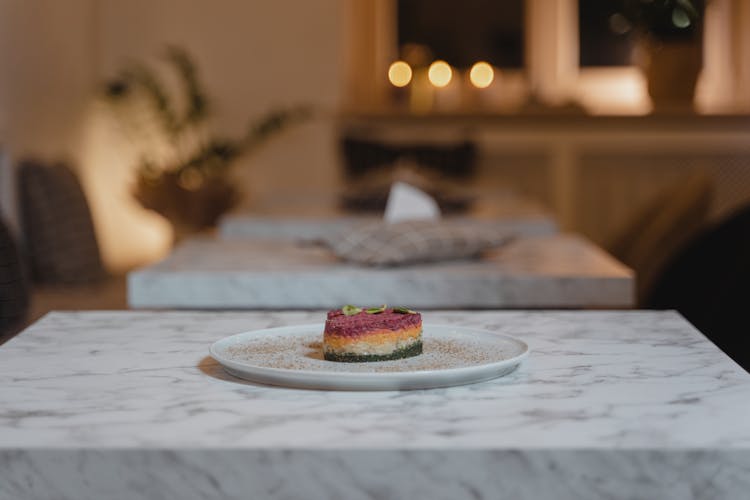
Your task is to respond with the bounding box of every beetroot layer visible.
[324,308,422,337]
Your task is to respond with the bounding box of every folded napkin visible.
[384,181,441,223]
[327,220,513,266]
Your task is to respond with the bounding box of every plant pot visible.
[134,171,239,241]
[642,38,703,111]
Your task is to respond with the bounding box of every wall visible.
[0,0,346,272]
[88,0,345,271]
[0,0,95,235]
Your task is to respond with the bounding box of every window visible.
[397,0,524,68]
[346,0,748,114]
[578,0,634,67]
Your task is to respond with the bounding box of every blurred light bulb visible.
[469,62,494,88]
[388,61,412,87]
[428,60,452,88]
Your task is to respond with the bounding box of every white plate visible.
[209,323,529,391]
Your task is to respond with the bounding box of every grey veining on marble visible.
[1,310,749,500]
[128,234,633,309]
[4,449,749,500]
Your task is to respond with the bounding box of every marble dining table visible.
[1,310,749,500]
[128,234,634,309]
[219,191,557,241]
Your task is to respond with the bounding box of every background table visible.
[220,213,558,241]
[219,194,557,241]
[128,234,634,309]
[2,310,749,499]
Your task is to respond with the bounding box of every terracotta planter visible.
[134,171,239,240]
[642,38,702,111]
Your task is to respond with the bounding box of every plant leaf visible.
[164,46,210,126]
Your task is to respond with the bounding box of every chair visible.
[608,171,712,305]
[18,160,106,284]
[646,202,750,372]
[13,160,126,331]
[341,136,477,179]
[0,216,29,342]
[339,137,477,213]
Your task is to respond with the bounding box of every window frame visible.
[344,0,747,115]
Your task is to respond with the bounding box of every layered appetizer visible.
[323,305,422,362]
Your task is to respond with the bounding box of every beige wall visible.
[0,0,95,235]
[0,0,94,155]
[1,0,346,271]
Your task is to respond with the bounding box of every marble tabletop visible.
[219,193,557,241]
[128,234,634,309]
[1,310,749,500]
[220,212,558,241]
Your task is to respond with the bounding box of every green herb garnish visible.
[392,306,417,314]
[342,305,362,316]
[365,305,387,314]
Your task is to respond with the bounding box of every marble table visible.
[128,234,634,309]
[1,310,749,500]
[220,212,558,241]
[219,193,557,241]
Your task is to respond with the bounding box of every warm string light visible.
[388,61,412,87]
[469,62,494,89]
[427,60,452,88]
[387,58,498,112]
[391,60,485,90]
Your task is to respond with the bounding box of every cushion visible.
[0,216,29,337]
[18,160,105,284]
[327,220,513,266]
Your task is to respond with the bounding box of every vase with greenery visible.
[103,46,310,238]
[622,0,705,109]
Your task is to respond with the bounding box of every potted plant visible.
[103,47,310,239]
[623,0,705,110]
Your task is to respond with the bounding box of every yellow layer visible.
[324,325,422,352]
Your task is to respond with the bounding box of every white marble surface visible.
[128,234,633,309]
[1,310,749,499]
[220,214,557,241]
[220,192,558,241]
